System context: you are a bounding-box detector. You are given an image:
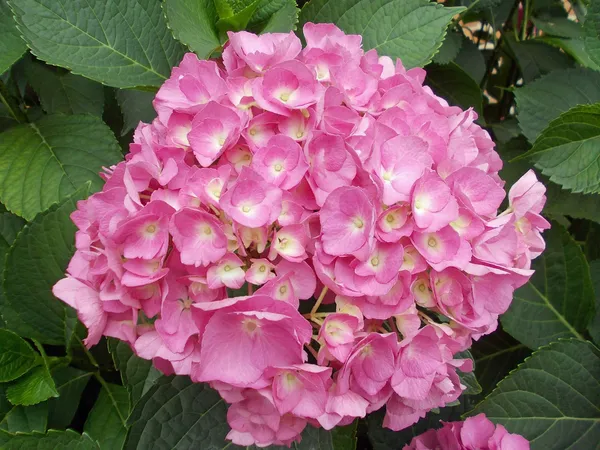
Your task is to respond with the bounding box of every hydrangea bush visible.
[51,24,547,447]
[1,0,599,449]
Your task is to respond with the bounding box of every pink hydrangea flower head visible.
[52,23,549,447]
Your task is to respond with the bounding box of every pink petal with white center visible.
[206,253,245,289]
[220,167,282,228]
[269,224,309,262]
[252,135,308,189]
[275,259,317,299]
[183,165,231,208]
[377,135,430,205]
[255,273,299,308]
[222,144,253,174]
[253,60,322,115]
[278,109,314,141]
[246,258,276,285]
[237,225,270,253]
[242,112,280,150]
[188,101,243,167]
[353,241,404,284]
[411,171,459,232]
[305,132,357,200]
[320,187,375,257]
[412,226,461,265]
[376,204,413,242]
[170,208,228,267]
[193,310,304,387]
[114,201,174,260]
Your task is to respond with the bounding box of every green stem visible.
[76,335,99,368]
[0,79,27,123]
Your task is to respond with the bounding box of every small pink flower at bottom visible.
[403,413,529,450]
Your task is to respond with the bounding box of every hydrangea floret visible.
[53,23,549,448]
[403,414,530,450]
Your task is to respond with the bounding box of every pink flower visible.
[267,364,332,419]
[226,389,306,448]
[188,101,243,167]
[253,60,322,115]
[446,167,505,218]
[192,295,311,387]
[245,258,276,285]
[269,224,309,262]
[320,187,375,258]
[206,253,245,289]
[113,201,174,260]
[220,167,282,227]
[411,171,459,232]
[509,169,546,218]
[52,278,106,347]
[305,132,357,204]
[337,332,397,396]
[318,313,361,364]
[225,31,301,74]
[170,208,227,267]
[154,54,227,124]
[252,135,308,189]
[403,413,530,450]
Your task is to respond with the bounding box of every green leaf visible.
[0,113,122,220]
[584,0,600,69]
[1,187,89,345]
[515,68,600,142]
[299,0,464,69]
[538,36,600,71]
[455,351,482,396]
[0,212,23,322]
[588,259,600,345]
[424,62,483,118]
[125,376,228,450]
[468,339,600,449]
[247,0,299,34]
[505,35,574,83]
[0,329,38,382]
[0,385,48,433]
[454,37,486,84]
[84,383,129,450]
[497,136,600,224]
[9,0,185,89]
[432,30,463,64]
[470,329,531,396]
[47,366,92,429]
[215,0,261,34]
[501,222,595,349]
[164,0,299,58]
[531,16,583,38]
[330,421,358,450]
[6,364,59,406]
[116,89,156,136]
[517,103,600,194]
[107,338,162,407]
[163,0,221,59]
[0,429,99,450]
[0,0,27,75]
[25,61,104,116]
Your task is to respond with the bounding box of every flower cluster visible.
[53,24,549,447]
[404,414,530,450]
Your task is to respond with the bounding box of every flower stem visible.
[310,286,328,317]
